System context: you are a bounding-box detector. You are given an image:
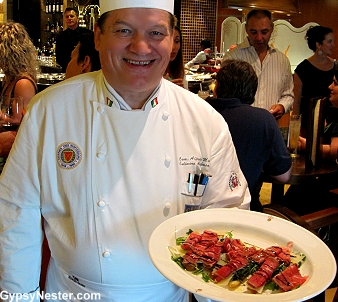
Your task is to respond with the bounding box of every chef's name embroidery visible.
[179,156,210,167]
[68,275,85,287]
[57,142,82,169]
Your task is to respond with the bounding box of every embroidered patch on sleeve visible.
[229,172,241,191]
[56,142,82,169]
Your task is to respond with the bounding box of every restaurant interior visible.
[0,0,338,301]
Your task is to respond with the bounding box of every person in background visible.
[65,31,101,79]
[206,59,291,212]
[299,69,338,162]
[283,71,338,217]
[164,25,188,89]
[0,21,38,172]
[223,9,294,120]
[56,7,91,72]
[0,21,38,109]
[293,25,336,138]
[0,0,250,301]
[185,38,212,69]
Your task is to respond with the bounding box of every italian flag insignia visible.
[151,97,158,108]
[106,97,113,107]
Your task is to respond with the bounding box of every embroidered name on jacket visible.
[68,275,86,287]
[57,142,82,169]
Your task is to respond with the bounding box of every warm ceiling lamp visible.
[225,0,301,14]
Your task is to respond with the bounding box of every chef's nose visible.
[129,33,152,55]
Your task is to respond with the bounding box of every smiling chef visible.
[0,0,250,301]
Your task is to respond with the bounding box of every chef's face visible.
[94,8,173,98]
[245,16,273,54]
[329,76,338,108]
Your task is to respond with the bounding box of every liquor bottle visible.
[55,0,59,13]
[55,19,59,33]
[58,19,63,32]
[52,0,55,14]
[46,18,51,32]
[50,21,55,33]
[88,7,95,31]
[45,0,49,14]
[48,0,52,14]
[60,0,64,13]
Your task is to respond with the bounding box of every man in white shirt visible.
[0,1,250,301]
[223,9,294,120]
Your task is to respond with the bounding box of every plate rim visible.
[148,208,337,302]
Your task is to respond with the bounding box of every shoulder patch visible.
[229,172,241,191]
[57,142,82,169]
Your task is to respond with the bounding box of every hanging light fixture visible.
[224,0,301,14]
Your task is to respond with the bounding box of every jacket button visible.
[162,111,169,121]
[102,251,111,258]
[164,156,171,167]
[97,200,106,208]
[97,106,104,114]
[96,152,106,159]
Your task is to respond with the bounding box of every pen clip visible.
[188,173,193,193]
[194,173,201,196]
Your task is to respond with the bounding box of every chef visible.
[0,0,251,301]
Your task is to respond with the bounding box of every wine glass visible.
[0,96,24,131]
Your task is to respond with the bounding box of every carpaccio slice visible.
[177,230,307,293]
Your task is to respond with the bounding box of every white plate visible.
[148,208,337,302]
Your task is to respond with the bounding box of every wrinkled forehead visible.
[65,10,78,17]
[103,8,172,31]
[246,16,273,31]
[99,0,174,15]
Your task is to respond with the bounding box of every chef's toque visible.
[99,0,174,14]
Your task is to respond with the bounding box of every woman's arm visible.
[299,136,338,162]
[13,79,37,109]
[0,131,17,157]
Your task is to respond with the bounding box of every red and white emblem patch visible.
[228,172,241,191]
[57,142,82,169]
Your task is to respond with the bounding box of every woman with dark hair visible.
[293,25,336,137]
[299,68,338,161]
[164,26,187,88]
[282,69,338,219]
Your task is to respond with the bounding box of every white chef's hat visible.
[100,0,174,15]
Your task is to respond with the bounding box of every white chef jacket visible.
[0,71,250,301]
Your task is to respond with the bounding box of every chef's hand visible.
[269,104,285,120]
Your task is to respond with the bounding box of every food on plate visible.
[169,229,308,294]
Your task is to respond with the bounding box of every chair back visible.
[305,97,326,169]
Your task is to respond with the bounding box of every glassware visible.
[0,96,24,131]
[288,114,302,157]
